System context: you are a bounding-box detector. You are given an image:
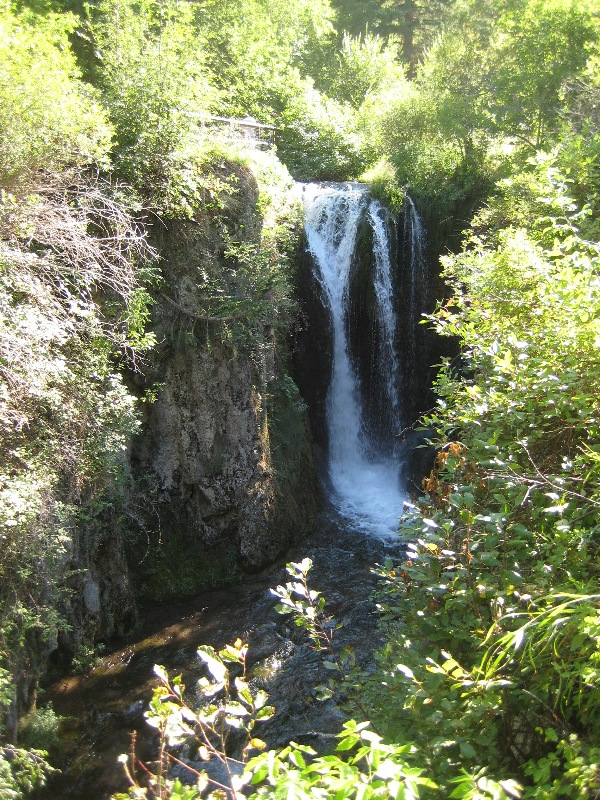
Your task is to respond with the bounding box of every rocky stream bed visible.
[42,509,405,799]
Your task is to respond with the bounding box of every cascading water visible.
[370,201,401,447]
[303,183,405,539]
[403,195,427,364]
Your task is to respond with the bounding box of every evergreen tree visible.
[332,0,458,74]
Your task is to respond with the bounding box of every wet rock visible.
[170,755,244,791]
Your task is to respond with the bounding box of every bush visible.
[91,0,216,200]
[276,81,367,181]
[366,156,600,796]
[327,32,404,110]
[0,671,53,799]
[0,9,111,190]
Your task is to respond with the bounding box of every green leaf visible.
[314,684,334,701]
[235,677,253,707]
[197,646,227,684]
[255,705,276,720]
[396,664,415,680]
[153,664,169,684]
[459,741,477,759]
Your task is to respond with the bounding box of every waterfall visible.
[404,196,427,364]
[369,200,401,440]
[303,183,405,539]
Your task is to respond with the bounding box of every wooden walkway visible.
[185,112,276,149]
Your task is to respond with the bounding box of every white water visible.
[370,200,401,427]
[404,196,426,362]
[303,184,405,539]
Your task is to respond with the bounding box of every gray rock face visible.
[126,168,319,597]
[134,340,287,571]
[83,574,101,616]
[10,163,319,748]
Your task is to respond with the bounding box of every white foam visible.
[303,184,405,540]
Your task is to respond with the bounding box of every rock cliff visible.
[126,158,319,601]
[11,154,318,735]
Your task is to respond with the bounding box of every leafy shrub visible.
[363,161,406,214]
[370,0,597,231]
[0,671,53,799]
[0,746,53,800]
[18,706,64,758]
[327,32,404,110]
[367,153,600,796]
[0,10,111,190]
[91,0,216,201]
[0,150,157,775]
[277,82,367,181]
[114,560,527,800]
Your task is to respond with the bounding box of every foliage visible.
[367,151,600,796]
[371,31,496,230]
[331,0,461,72]
[0,167,157,667]
[277,82,368,181]
[196,0,335,120]
[112,638,276,799]
[272,559,335,652]
[247,721,437,800]
[0,13,158,778]
[360,161,404,213]
[0,671,54,799]
[326,32,404,109]
[0,9,112,190]
[90,0,216,202]
[113,565,439,800]
[0,746,54,800]
[116,561,532,800]
[18,705,64,759]
[489,0,597,149]
[370,0,598,231]
[270,558,351,704]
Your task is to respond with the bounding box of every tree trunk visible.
[402,0,418,77]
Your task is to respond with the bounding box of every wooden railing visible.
[185,112,276,149]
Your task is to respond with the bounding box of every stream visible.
[43,510,405,799]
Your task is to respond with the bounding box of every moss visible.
[267,370,321,539]
[363,161,406,214]
[129,524,242,603]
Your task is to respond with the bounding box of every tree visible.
[197,0,335,120]
[331,0,459,74]
[327,31,404,108]
[489,0,597,148]
[90,0,216,197]
[370,0,599,227]
[0,9,111,190]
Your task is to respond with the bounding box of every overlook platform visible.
[186,112,276,149]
